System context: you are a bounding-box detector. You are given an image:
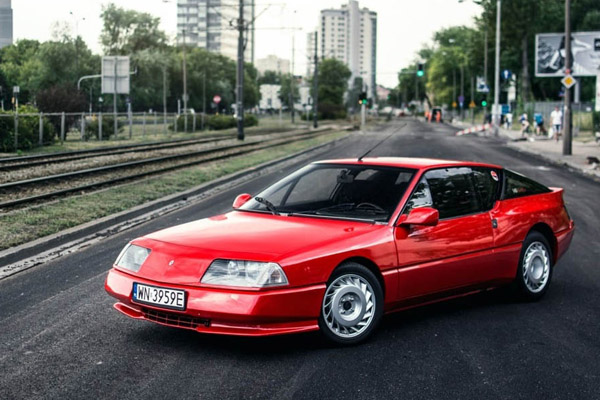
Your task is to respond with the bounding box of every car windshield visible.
[240,164,416,222]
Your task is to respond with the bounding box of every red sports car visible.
[105,157,574,344]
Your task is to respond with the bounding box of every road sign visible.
[452,101,457,108]
[469,101,476,108]
[13,86,20,94]
[101,56,130,94]
[561,74,577,89]
[501,104,511,115]
[502,69,512,80]
[476,76,490,93]
[213,95,222,104]
[458,95,465,104]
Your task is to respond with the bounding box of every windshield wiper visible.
[254,197,279,216]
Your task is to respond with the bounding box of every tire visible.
[318,262,384,345]
[514,231,553,301]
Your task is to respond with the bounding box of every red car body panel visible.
[105,157,575,336]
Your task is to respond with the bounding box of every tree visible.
[100,3,168,55]
[257,70,281,85]
[278,73,299,109]
[313,58,351,118]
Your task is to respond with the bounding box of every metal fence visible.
[523,101,595,135]
[0,111,210,149]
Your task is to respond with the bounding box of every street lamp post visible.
[492,0,502,136]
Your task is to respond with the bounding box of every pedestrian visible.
[550,106,563,142]
[505,112,513,130]
[520,112,530,136]
[534,113,547,136]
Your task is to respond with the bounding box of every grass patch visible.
[0,131,347,251]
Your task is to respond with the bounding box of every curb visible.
[450,121,600,182]
[0,129,352,270]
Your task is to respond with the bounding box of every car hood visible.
[131,211,381,285]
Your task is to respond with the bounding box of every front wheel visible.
[318,262,384,345]
[514,231,553,301]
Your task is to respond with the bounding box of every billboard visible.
[535,32,600,77]
[101,56,130,94]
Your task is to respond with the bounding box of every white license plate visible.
[132,283,186,311]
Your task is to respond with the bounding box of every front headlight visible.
[201,259,288,288]
[115,244,151,272]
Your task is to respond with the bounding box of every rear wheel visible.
[318,262,383,345]
[514,231,553,300]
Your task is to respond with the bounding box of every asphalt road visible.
[1,119,598,400]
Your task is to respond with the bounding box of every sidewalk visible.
[452,120,600,179]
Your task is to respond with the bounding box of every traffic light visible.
[417,63,425,77]
[481,99,488,107]
[358,91,368,105]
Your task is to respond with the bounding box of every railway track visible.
[0,128,338,210]
[0,127,307,171]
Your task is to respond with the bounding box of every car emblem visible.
[168,260,175,266]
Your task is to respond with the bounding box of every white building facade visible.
[259,84,282,111]
[0,0,13,49]
[176,0,254,62]
[255,55,290,76]
[319,1,377,99]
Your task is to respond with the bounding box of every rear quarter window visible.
[503,170,551,199]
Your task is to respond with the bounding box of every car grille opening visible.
[142,308,210,329]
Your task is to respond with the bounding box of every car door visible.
[393,167,497,300]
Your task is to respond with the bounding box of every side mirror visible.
[400,207,439,227]
[232,193,252,209]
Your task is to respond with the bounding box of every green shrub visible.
[0,105,55,152]
[84,116,123,140]
[593,111,599,133]
[318,102,347,120]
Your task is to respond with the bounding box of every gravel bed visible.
[0,134,282,184]
[0,133,316,208]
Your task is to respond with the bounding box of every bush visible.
[169,113,258,132]
[593,111,600,133]
[84,116,123,140]
[318,102,347,120]
[0,105,55,152]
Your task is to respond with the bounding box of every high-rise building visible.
[0,0,13,49]
[306,31,317,77]
[318,1,377,99]
[176,0,254,62]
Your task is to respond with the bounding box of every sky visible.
[11,0,482,87]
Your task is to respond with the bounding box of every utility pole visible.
[493,0,502,136]
[290,25,296,124]
[163,64,168,135]
[563,0,572,155]
[202,66,206,130]
[182,29,189,133]
[236,0,245,140]
[312,32,319,129]
[453,69,457,119]
[460,65,464,120]
[471,75,475,124]
[113,60,118,138]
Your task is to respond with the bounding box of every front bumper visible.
[105,268,325,336]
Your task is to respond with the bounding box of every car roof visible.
[314,157,502,170]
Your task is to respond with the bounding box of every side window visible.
[472,168,501,211]
[425,167,480,219]
[503,170,551,199]
[403,176,433,214]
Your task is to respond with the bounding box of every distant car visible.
[105,158,574,344]
[426,107,444,123]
